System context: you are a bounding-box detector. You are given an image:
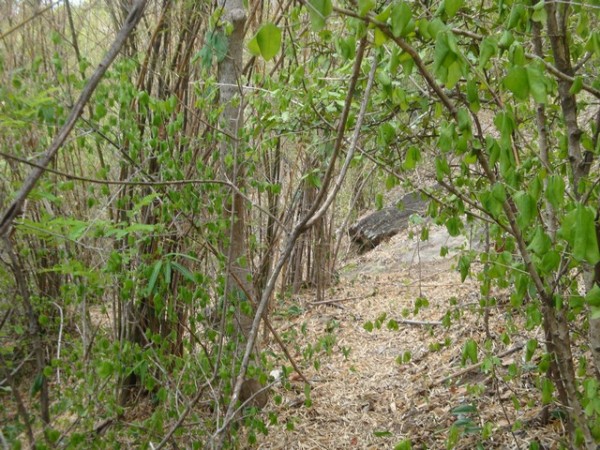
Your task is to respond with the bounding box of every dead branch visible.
[309,295,365,306]
[426,344,524,391]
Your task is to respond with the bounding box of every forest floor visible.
[254,226,564,449]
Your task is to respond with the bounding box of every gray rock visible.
[349,192,428,253]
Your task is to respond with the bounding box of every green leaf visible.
[46,428,60,444]
[125,223,158,234]
[426,17,444,36]
[446,59,464,89]
[106,251,122,273]
[510,43,526,66]
[531,0,547,23]
[569,76,584,95]
[433,31,464,88]
[559,205,600,264]
[514,192,536,229]
[394,439,413,450]
[374,27,388,46]
[585,285,600,307]
[491,182,507,203]
[546,175,565,208]
[31,372,44,396]
[498,30,514,49]
[358,0,376,16]
[307,0,333,31]
[527,66,547,103]
[97,361,114,378]
[507,4,526,29]
[387,319,399,331]
[133,193,159,213]
[458,254,471,281]
[391,2,412,37]
[479,37,497,68]
[457,108,471,133]
[529,174,543,201]
[364,321,374,332]
[171,261,196,283]
[163,260,172,285]
[527,227,551,256]
[95,103,107,119]
[586,32,600,56]
[157,387,168,402]
[451,404,478,414]
[435,157,450,180]
[374,430,393,437]
[252,23,282,61]
[386,174,399,189]
[462,339,478,364]
[438,122,455,151]
[379,122,396,145]
[525,339,538,361]
[213,32,229,62]
[540,251,560,272]
[146,260,163,297]
[444,0,463,18]
[247,36,261,56]
[403,146,421,169]
[376,4,392,21]
[388,47,401,73]
[446,217,462,237]
[196,46,212,68]
[376,193,384,210]
[541,378,554,404]
[337,36,356,60]
[504,66,529,100]
[466,79,480,112]
[434,32,450,81]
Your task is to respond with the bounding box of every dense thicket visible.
[1,0,599,448]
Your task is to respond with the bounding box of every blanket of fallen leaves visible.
[251,226,567,450]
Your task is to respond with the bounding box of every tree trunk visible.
[217,0,261,404]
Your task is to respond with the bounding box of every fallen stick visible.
[397,319,442,326]
[424,343,524,391]
[309,295,364,306]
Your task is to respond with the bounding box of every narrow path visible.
[257,228,556,449]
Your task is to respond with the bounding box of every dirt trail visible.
[256,228,556,449]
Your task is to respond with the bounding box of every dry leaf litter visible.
[250,226,572,449]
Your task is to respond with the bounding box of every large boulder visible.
[348,192,428,252]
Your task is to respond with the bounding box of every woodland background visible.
[1,0,600,448]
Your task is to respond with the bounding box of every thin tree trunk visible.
[216,0,261,411]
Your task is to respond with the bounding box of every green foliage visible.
[434,30,466,89]
[559,205,600,264]
[3,0,600,447]
[307,0,332,31]
[395,439,413,450]
[461,339,478,365]
[248,23,282,61]
[195,30,228,69]
[391,2,413,38]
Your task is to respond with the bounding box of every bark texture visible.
[217,0,262,407]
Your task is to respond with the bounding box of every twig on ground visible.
[308,295,364,306]
[396,319,443,326]
[424,344,524,391]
